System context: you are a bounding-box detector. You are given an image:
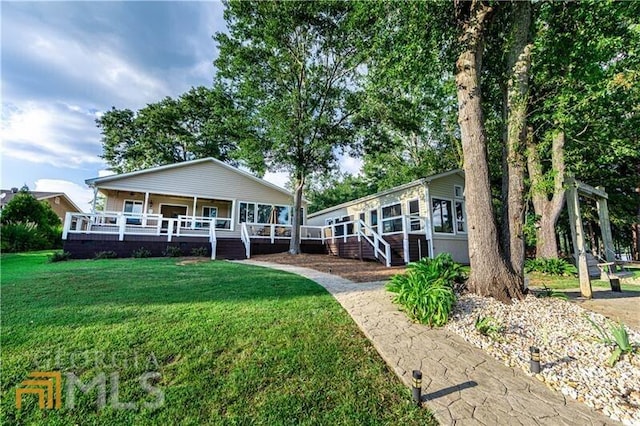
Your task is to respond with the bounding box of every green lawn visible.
[528,270,640,292]
[1,252,434,425]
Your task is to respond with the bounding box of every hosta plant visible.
[386,254,466,326]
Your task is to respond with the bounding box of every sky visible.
[1,1,362,211]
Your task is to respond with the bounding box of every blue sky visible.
[1,1,361,210]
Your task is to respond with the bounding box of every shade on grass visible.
[1,253,435,425]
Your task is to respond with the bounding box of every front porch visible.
[63,212,432,266]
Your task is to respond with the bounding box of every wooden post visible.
[566,180,592,298]
[596,186,615,262]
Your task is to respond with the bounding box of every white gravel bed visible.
[446,294,640,425]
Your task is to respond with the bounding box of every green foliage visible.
[93,250,118,260]
[0,191,62,252]
[307,172,378,213]
[534,285,569,300]
[48,251,71,263]
[97,85,245,174]
[386,254,465,326]
[585,315,636,367]
[474,316,504,340]
[525,258,577,276]
[131,247,152,258]
[190,246,209,257]
[162,246,183,257]
[0,222,48,252]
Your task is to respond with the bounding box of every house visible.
[0,188,82,222]
[306,170,470,265]
[62,158,323,259]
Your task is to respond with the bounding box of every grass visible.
[528,271,640,293]
[1,252,435,425]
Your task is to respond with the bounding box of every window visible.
[325,218,334,226]
[273,205,290,225]
[202,207,218,218]
[123,200,143,225]
[370,209,378,234]
[239,202,256,223]
[455,201,466,233]
[382,203,403,233]
[359,212,365,226]
[408,199,421,231]
[454,185,464,198]
[257,204,272,223]
[432,198,453,233]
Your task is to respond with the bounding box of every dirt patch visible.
[176,257,210,266]
[251,253,405,283]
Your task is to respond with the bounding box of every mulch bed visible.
[251,253,405,283]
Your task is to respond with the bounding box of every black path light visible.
[530,346,541,374]
[412,370,422,405]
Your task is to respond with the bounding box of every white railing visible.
[209,223,217,260]
[240,222,251,259]
[357,220,391,267]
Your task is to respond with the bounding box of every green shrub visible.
[386,254,465,326]
[190,246,209,257]
[132,247,152,258]
[163,246,183,257]
[474,316,504,340]
[93,250,118,260]
[525,258,577,276]
[49,251,71,262]
[0,222,48,252]
[585,315,636,366]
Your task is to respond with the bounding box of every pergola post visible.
[566,179,592,298]
[596,186,615,262]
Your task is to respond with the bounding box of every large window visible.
[382,203,403,233]
[432,198,453,233]
[239,202,256,223]
[455,201,466,233]
[240,202,292,225]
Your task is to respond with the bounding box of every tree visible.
[215,0,367,254]
[307,172,377,214]
[454,0,524,302]
[356,2,461,191]
[98,85,244,174]
[526,1,640,259]
[0,189,62,252]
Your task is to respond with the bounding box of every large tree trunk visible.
[455,0,524,303]
[289,175,305,255]
[501,0,532,277]
[527,130,566,259]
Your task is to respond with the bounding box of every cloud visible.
[340,154,363,176]
[34,179,94,212]
[263,172,290,190]
[1,101,104,168]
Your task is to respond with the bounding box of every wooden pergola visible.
[565,177,614,299]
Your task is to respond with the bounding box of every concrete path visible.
[242,260,616,425]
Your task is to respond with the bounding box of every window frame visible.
[381,201,403,234]
[407,198,422,231]
[455,200,467,234]
[454,185,464,199]
[431,197,455,235]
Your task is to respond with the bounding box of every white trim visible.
[123,199,143,212]
[308,169,464,218]
[98,188,236,203]
[431,196,456,235]
[237,200,293,225]
[202,206,219,217]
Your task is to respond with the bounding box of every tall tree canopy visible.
[214,0,368,254]
[97,85,245,174]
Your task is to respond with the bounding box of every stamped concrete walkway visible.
[242,260,615,425]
